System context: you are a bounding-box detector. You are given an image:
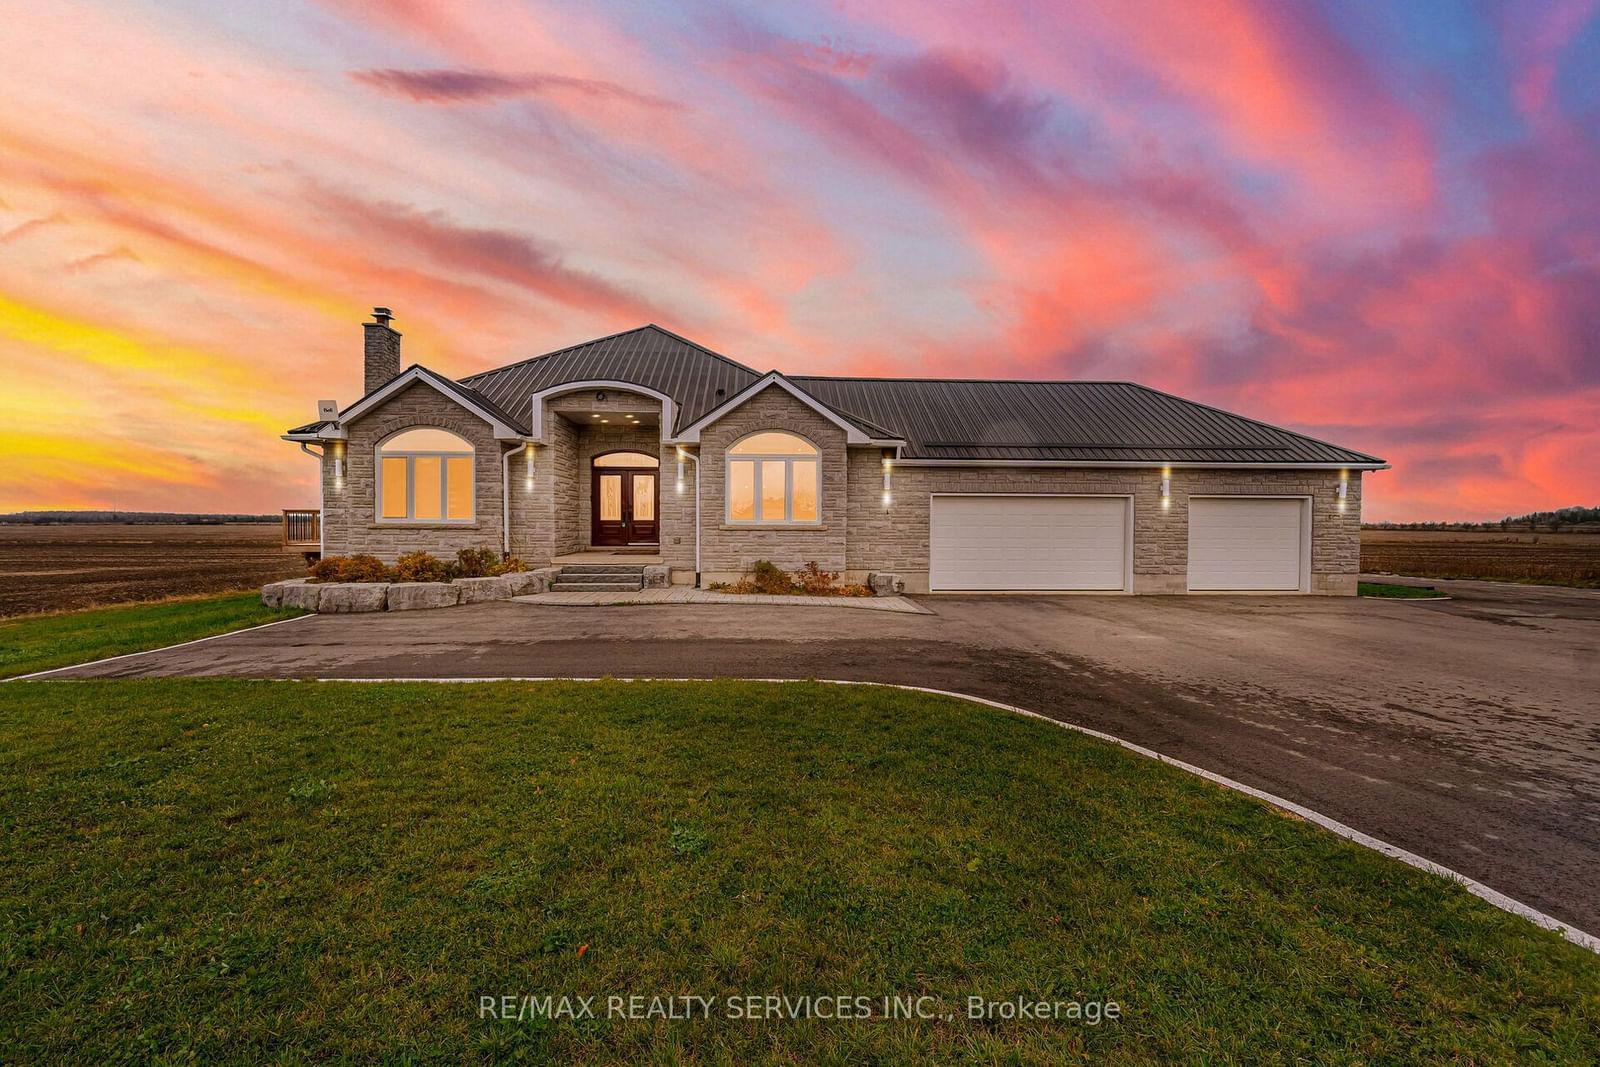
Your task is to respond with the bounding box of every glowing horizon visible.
[2,1,1597,522]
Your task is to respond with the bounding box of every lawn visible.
[0,592,303,678]
[1358,581,1448,599]
[2,679,1594,1062]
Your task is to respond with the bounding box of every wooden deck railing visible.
[282,508,321,549]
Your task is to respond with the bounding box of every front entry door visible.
[592,467,658,546]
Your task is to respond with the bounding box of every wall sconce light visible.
[676,448,686,494]
[1335,481,1348,500]
[332,442,346,487]
[882,450,893,507]
[1159,471,1170,509]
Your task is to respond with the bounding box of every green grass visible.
[1359,581,1448,599]
[0,593,303,678]
[1,680,1594,1062]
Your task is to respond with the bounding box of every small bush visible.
[392,551,456,583]
[794,561,840,596]
[748,559,793,595]
[715,560,873,597]
[309,554,392,583]
[492,555,528,575]
[455,547,502,578]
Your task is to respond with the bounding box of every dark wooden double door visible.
[591,464,658,546]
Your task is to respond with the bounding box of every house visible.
[282,310,1386,594]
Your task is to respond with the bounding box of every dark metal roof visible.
[295,324,1384,465]
[789,376,1385,465]
[461,325,762,434]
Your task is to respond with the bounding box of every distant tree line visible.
[0,510,277,525]
[1366,505,1600,532]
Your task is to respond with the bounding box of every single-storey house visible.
[283,310,1386,594]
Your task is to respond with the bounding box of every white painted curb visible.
[289,674,1598,956]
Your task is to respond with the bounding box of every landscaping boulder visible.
[867,572,905,596]
[261,578,311,608]
[317,582,389,613]
[277,581,323,612]
[500,571,545,596]
[454,575,517,603]
[385,582,461,611]
[642,564,671,589]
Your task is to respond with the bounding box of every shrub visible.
[308,554,392,583]
[392,550,456,583]
[837,583,873,597]
[794,561,840,596]
[454,547,502,578]
[492,554,528,575]
[748,559,793,595]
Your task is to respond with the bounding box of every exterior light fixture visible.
[1159,470,1171,509]
[1335,481,1348,500]
[881,449,893,506]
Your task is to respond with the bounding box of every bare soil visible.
[0,524,304,617]
[1361,528,1600,587]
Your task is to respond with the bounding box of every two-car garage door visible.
[929,495,1129,591]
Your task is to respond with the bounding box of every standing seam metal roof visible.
[358,325,1383,466]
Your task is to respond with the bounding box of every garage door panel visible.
[1188,498,1304,591]
[930,496,1127,591]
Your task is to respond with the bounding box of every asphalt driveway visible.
[42,576,1600,933]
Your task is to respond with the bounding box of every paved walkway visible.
[514,588,931,613]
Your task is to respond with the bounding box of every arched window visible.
[377,428,474,522]
[726,431,819,524]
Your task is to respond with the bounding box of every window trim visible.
[375,427,476,525]
[724,431,822,526]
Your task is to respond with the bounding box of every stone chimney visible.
[363,306,401,393]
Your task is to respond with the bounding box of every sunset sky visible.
[2,1,1597,521]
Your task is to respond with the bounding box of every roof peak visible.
[461,323,758,385]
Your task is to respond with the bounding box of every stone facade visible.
[695,385,850,582]
[317,376,1363,594]
[321,382,507,562]
[844,454,1361,594]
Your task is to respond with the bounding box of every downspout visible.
[677,447,701,586]
[299,442,325,557]
[502,440,531,557]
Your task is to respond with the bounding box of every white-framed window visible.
[725,431,820,524]
[376,427,475,523]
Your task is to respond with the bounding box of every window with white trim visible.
[726,431,819,524]
[377,427,474,522]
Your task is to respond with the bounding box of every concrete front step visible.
[557,570,646,584]
[559,564,648,575]
[549,580,643,592]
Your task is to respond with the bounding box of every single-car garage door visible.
[930,495,1128,591]
[1187,497,1306,591]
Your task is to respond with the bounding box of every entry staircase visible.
[548,563,646,592]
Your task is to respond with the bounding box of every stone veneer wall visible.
[843,455,1362,594]
[321,382,507,562]
[317,377,1361,592]
[696,385,849,579]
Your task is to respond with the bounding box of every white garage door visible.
[930,495,1128,591]
[1188,497,1306,591]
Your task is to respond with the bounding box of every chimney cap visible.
[370,306,394,326]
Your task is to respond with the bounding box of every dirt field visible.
[1361,529,1600,587]
[0,524,305,617]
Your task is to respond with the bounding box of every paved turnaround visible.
[42,576,1600,934]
